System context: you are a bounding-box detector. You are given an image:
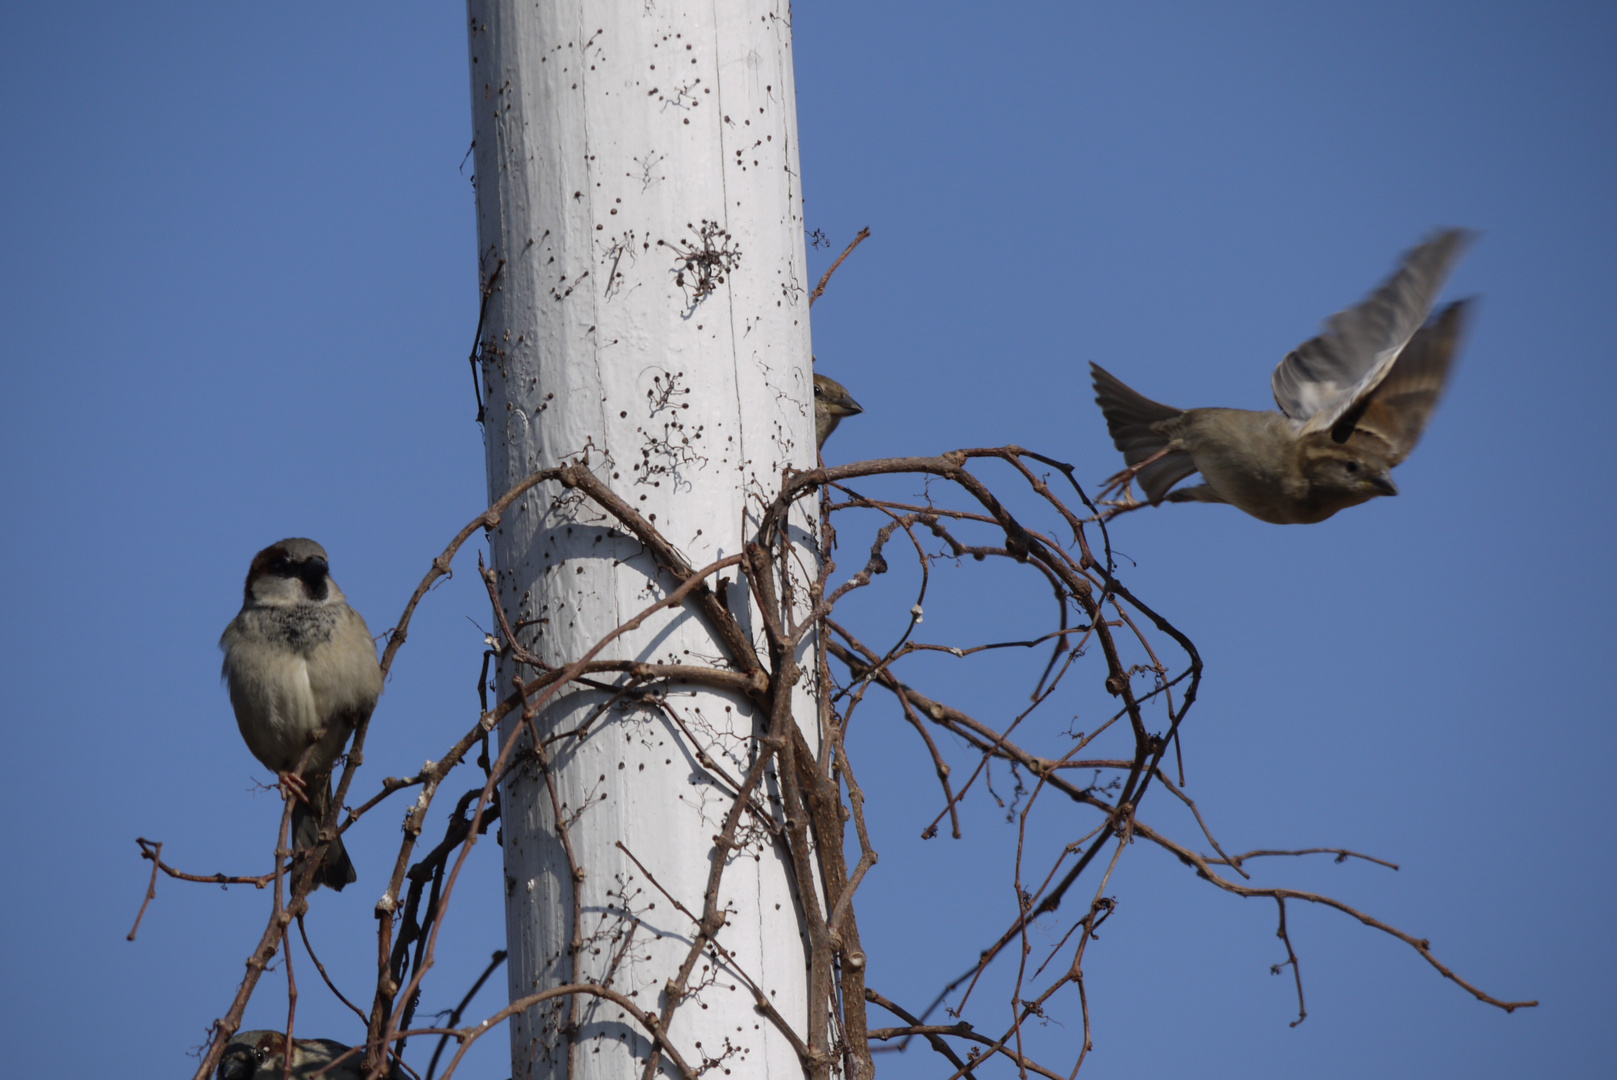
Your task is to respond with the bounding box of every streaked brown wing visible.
[1343,299,1470,466]
[1272,229,1472,434]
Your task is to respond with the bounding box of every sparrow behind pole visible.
[220,539,381,890]
[813,370,863,450]
[1092,229,1473,524]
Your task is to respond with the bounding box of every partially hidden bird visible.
[813,369,863,450]
[220,539,382,890]
[217,1030,405,1079]
[1090,229,1473,524]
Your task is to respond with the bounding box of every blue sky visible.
[2,3,1612,1078]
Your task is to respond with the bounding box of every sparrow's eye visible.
[1344,461,1359,473]
[813,385,823,398]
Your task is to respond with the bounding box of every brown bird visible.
[813,370,863,450]
[220,539,382,890]
[216,1030,405,1079]
[1092,229,1472,524]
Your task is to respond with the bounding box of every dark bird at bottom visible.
[1092,229,1473,524]
[216,1030,405,1079]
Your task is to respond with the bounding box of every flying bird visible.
[220,539,382,890]
[1092,229,1472,524]
[813,370,863,450]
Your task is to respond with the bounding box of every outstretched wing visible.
[1271,229,1472,434]
[1342,300,1470,466]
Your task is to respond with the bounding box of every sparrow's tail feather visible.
[292,778,357,891]
[1090,363,1198,503]
[1090,363,1180,456]
[1163,483,1227,505]
[1135,453,1200,505]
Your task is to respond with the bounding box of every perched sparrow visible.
[220,539,382,890]
[813,370,864,450]
[1092,229,1472,524]
[216,1030,402,1079]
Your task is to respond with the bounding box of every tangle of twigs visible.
[139,436,1533,1080]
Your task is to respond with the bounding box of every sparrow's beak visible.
[825,392,863,418]
[1370,475,1398,497]
[297,557,332,599]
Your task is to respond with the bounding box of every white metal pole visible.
[465,2,816,1076]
